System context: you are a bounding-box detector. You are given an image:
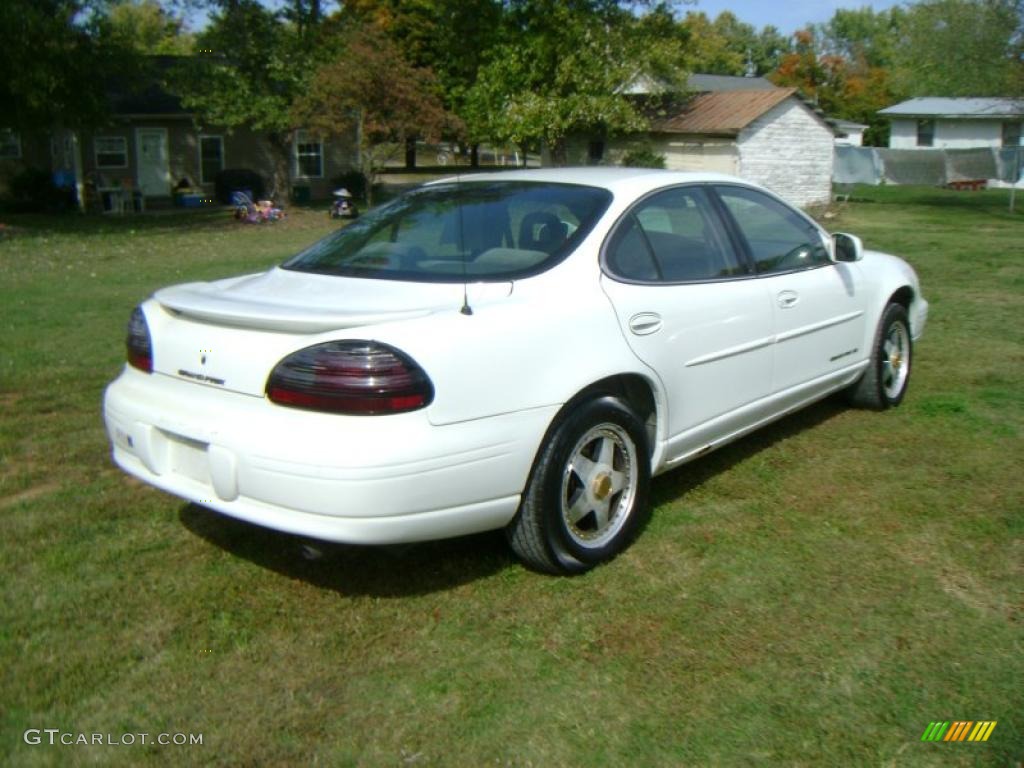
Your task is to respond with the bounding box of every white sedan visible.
[104,168,927,574]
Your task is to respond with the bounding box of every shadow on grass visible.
[180,396,849,594]
[179,504,513,597]
[648,395,848,509]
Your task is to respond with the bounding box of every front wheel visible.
[848,302,912,409]
[506,396,651,574]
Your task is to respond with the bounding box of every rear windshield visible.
[282,181,612,282]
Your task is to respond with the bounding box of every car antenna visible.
[456,167,473,316]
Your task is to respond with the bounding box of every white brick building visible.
[568,77,837,208]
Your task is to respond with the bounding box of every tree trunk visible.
[267,132,292,203]
[470,143,479,168]
[362,151,376,208]
[550,136,569,167]
[405,137,416,170]
[357,112,374,208]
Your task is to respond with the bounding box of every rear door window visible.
[604,186,746,282]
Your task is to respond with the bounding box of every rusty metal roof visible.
[649,88,797,136]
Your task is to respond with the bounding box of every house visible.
[1,58,357,210]
[831,119,868,147]
[879,98,1024,149]
[571,75,837,208]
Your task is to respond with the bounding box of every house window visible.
[916,119,935,147]
[1,129,22,159]
[295,131,323,178]
[1003,122,1022,147]
[199,135,224,183]
[95,136,128,168]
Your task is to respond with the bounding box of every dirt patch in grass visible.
[0,481,62,509]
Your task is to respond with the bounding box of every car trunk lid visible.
[153,267,467,333]
[149,268,510,397]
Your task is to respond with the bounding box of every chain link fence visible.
[834,146,1024,187]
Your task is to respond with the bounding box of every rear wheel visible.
[848,302,912,409]
[507,396,651,574]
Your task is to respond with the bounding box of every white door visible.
[136,128,170,197]
[600,185,775,465]
[713,184,866,397]
[763,264,865,395]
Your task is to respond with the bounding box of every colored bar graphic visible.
[922,721,996,743]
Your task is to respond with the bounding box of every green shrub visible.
[621,146,666,169]
[6,168,77,213]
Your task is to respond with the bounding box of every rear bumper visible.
[103,367,556,543]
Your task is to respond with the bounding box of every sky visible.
[683,0,905,34]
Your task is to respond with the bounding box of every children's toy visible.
[232,190,285,223]
[330,187,359,220]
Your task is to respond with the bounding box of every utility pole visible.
[1011,147,1020,214]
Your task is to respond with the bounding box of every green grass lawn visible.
[1,190,1021,766]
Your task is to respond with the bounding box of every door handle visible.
[628,312,662,335]
[777,290,799,309]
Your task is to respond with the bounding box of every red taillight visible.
[126,306,153,373]
[266,341,434,415]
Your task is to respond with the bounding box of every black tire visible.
[847,302,912,409]
[506,396,651,574]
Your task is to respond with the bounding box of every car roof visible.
[429,167,749,195]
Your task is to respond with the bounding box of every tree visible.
[772,29,897,146]
[170,0,311,199]
[814,6,904,69]
[746,24,791,77]
[678,12,745,75]
[341,0,504,162]
[464,0,688,165]
[677,11,789,77]
[892,0,1024,96]
[281,0,333,45]
[291,25,449,204]
[0,0,138,132]
[771,30,833,101]
[107,0,194,54]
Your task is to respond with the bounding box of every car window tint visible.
[607,186,743,282]
[510,200,580,255]
[283,182,611,282]
[715,186,830,274]
[605,215,661,281]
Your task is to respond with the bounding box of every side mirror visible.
[832,232,864,263]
